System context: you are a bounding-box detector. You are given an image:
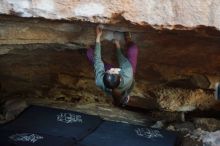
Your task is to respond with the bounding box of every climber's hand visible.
[113,39,121,49]
[96,25,103,37]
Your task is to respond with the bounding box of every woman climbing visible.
[86,25,138,106]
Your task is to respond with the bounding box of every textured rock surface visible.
[184,128,220,146]
[0,42,217,112]
[193,118,220,131]
[0,16,220,112]
[0,97,27,123]
[0,0,220,30]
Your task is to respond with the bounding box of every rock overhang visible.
[0,0,220,31]
[0,0,220,113]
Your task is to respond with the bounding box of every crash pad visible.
[2,105,103,141]
[0,129,77,146]
[80,121,178,146]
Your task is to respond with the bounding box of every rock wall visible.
[0,0,220,112]
[0,0,220,30]
[0,16,219,112]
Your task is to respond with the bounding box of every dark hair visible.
[103,73,121,89]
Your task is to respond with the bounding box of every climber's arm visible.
[94,26,105,90]
[94,42,105,90]
[114,40,133,87]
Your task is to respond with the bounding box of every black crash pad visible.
[2,105,103,140]
[0,129,77,146]
[80,121,178,146]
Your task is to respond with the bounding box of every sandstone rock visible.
[190,74,210,89]
[207,75,220,89]
[0,13,219,112]
[173,122,195,133]
[0,98,27,123]
[181,136,203,146]
[166,75,211,89]
[150,111,183,122]
[150,120,164,129]
[193,118,220,131]
[0,41,219,112]
[151,87,216,111]
[185,128,220,146]
[58,74,78,88]
[0,0,220,31]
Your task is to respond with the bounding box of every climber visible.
[86,25,138,107]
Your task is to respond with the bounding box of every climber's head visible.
[103,68,121,89]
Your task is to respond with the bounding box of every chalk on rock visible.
[98,24,104,29]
